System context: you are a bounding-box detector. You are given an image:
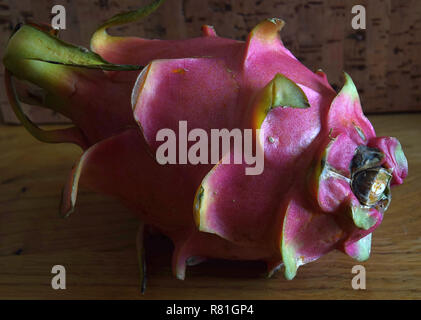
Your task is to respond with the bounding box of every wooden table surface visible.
[0,113,420,300]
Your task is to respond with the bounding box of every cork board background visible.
[1,0,421,123]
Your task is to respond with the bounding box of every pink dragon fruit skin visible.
[2,1,408,283]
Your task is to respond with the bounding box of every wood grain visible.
[0,113,420,299]
[1,0,421,123]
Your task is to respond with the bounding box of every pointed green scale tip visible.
[341,72,360,102]
[193,184,213,234]
[91,0,166,48]
[272,73,310,109]
[394,140,408,170]
[351,205,377,230]
[59,152,86,218]
[252,73,310,130]
[193,185,205,228]
[315,69,327,78]
[201,25,217,37]
[282,241,299,280]
[348,234,372,261]
[280,202,301,280]
[327,72,365,136]
[248,18,285,44]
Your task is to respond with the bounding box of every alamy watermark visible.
[51,265,66,290]
[351,5,366,30]
[155,121,264,175]
[351,265,366,290]
[51,5,66,30]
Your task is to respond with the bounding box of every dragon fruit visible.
[3,0,407,288]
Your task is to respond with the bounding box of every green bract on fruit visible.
[2,0,408,290]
